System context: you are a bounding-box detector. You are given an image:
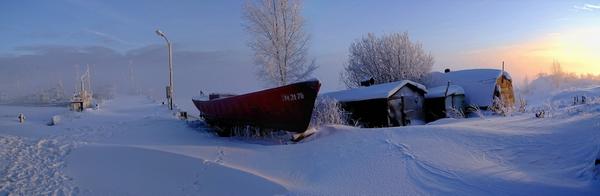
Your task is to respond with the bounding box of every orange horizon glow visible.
[460,27,600,83]
[532,27,600,75]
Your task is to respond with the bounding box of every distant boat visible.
[193,80,321,135]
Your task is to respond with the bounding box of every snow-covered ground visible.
[1,87,600,195]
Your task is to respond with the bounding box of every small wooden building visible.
[70,90,92,112]
[424,84,466,122]
[427,69,515,110]
[322,80,428,127]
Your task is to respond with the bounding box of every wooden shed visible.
[322,80,428,127]
[427,69,515,110]
[424,84,466,122]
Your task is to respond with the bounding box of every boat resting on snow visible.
[192,80,321,135]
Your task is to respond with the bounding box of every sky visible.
[1,0,599,100]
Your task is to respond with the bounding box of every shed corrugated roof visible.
[425,85,465,98]
[322,80,427,102]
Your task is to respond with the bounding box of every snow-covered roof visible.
[425,85,465,98]
[321,80,427,102]
[426,69,511,106]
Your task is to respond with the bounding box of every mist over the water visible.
[0,44,263,105]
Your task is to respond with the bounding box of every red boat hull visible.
[192,80,321,133]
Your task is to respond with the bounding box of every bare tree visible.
[521,75,531,94]
[341,32,434,88]
[243,0,317,86]
[551,59,563,76]
[551,59,563,88]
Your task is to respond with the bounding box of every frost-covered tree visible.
[243,0,317,86]
[341,32,434,88]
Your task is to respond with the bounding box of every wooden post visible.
[400,96,407,126]
[18,113,25,123]
[444,81,451,97]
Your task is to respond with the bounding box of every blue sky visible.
[1,0,599,94]
[2,0,595,52]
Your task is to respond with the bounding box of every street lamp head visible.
[155,29,165,37]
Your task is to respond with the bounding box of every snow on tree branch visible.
[341,32,434,88]
[243,0,317,86]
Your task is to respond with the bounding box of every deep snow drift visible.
[1,86,600,195]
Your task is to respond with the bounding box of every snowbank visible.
[1,94,600,195]
[522,74,600,107]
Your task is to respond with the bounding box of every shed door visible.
[388,98,403,126]
[388,95,424,126]
[389,86,425,126]
[402,95,424,125]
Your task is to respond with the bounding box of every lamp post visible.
[155,29,174,110]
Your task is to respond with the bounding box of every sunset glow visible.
[535,28,600,75]
[461,27,600,82]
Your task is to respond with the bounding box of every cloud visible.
[574,3,600,11]
[73,29,134,46]
[585,4,600,9]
